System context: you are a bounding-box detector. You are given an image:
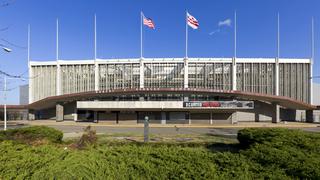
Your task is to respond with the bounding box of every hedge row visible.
[0,126,63,143]
[0,126,319,179]
[238,128,320,179]
[238,128,320,151]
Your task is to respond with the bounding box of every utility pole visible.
[3,76,6,130]
[2,76,26,130]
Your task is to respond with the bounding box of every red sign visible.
[202,101,221,107]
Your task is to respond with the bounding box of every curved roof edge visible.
[27,88,317,110]
[30,57,311,65]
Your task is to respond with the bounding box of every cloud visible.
[209,18,232,36]
[209,29,220,36]
[218,18,232,27]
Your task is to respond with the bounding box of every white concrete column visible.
[231,112,237,124]
[73,113,78,121]
[140,59,144,88]
[161,112,166,125]
[275,58,279,96]
[232,57,237,91]
[309,60,313,104]
[184,58,188,88]
[28,65,33,103]
[210,111,213,125]
[56,102,64,121]
[28,110,35,120]
[271,102,280,123]
[73,108,78,122]
[56,61,61,96]
[94,61,99,91]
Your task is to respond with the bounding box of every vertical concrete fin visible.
[140,59,144,88]
[184,58,188,88]
[232,57,237,91]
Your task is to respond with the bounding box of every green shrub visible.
[238,128,287,146]
[0,126,63,144]
[0,142,220,179]
[1,127,320,179]
[237,128,320,150]
[238,128,320,179]
[241,142,320,179]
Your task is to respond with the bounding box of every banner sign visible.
[183,101,254,109]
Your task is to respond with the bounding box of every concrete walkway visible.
[2,120,319,128]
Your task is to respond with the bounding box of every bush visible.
[0,141,219,179]
[1,127,320,179]
[241,142,320,179]
[238,128,320,179]
[0,126,63,144]
[237,128,320,151]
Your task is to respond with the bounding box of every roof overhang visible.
[0,105,28,110]
[30,57,311,66]
[27,88,317,110]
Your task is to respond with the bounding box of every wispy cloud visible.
[218,18,232,27]
[209,18,232,36]
[209,29,220,35]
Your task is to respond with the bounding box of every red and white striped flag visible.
[187,12,199,29]
[143,15,155,29]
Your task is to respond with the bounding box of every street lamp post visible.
[3,76,6,130]
[1,45,12,131]
[2,76,26,131]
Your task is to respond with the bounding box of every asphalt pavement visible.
[48,125,239,135]
[2,121,320,138]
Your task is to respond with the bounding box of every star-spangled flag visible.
[143,15,155,29]
[187,12,199,29]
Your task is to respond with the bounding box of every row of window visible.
[31,62,310,103]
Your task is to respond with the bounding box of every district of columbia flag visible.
[143,13,155,29]
[187,12,199,29]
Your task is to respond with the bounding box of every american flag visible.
[143,16,155,29]
[187,12,199,29]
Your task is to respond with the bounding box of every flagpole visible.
[277,13,280,61]
[94,14,97,60]
[275,12,280,96]
[94,14,100,92]
[56,18,59,61]
[234,11,237,58]
[140,11,143,58]
[185,11,188,58]
[28,24,32,104]
[310,17,314,104]
[232,11,237,91]
[311,17,314,64]
[28,24,30,67]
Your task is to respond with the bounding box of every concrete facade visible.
[56,103,64,121]
[29,58,312,104]
[40,98,312,124]
[26,58,316,124]
[19,84,29,105]
[313,83,320,105]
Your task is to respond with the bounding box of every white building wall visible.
[29,58,312,104]
[312,83,320,105]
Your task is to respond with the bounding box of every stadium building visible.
[25,57,318,124]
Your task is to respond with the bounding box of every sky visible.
[0,0,319,104]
